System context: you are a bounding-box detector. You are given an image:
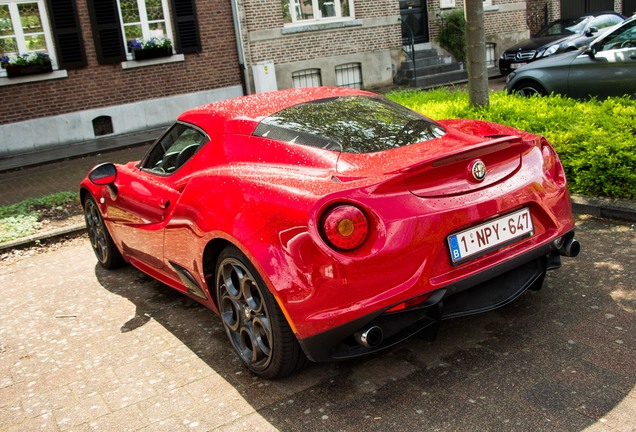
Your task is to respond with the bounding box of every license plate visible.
[511,62,527,69]
[448,208,534,265]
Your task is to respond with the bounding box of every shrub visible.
[437,10,466,64]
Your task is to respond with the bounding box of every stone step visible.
[401,55,450,69]
[398,62,462,79]
[411,48,439,59]
[412,69,469,88]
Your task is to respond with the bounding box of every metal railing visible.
[399,17,417,84]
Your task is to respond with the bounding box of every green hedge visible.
[387,89,636,200]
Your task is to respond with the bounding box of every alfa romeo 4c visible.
[81,87,580,378]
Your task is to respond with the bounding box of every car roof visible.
[178,87,376,136]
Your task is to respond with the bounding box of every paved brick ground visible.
[1,215,634,431]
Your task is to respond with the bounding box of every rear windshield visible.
[252,96,446,154]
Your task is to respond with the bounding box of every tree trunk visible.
[465,0,489,107]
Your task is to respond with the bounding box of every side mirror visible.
[585,26,599,37]
[585,43,598,58]
[88,163,119,199]
[89,163,117,185]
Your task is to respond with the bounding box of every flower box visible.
[132,46,172,61]
[4,61,53,77]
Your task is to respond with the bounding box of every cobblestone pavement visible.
[1,215,634,432]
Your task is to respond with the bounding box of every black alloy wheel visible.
[83,196,123,269]
[215,246,306,379]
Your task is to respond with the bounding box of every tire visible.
[514,81,547,97]
[83,196,124,269]
[215,246,306,378]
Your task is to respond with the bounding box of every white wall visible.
[0,85,243,157]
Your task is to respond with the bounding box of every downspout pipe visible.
[230,0,250,95]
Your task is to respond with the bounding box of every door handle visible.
[159,200,170,209]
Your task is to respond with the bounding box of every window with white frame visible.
[116,0,174,57]
[0,0,57,69]
[335,63,362,89]
[483,0,500,10]
[292,69,322,88]
[282,0,354,24]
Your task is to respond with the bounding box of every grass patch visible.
[387,88,636,200]
[0,191,79,243]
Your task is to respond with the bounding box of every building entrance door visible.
[400,0,429,44]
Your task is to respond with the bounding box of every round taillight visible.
[542,143,557,179]
[321,205,369,251]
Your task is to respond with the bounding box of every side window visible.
[590,14,623,31]
[88,0,202,65]
[599,21,636,52]
[142,123,208,174]
[117,0,174,59]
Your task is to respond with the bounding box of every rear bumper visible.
[298,231,576,363]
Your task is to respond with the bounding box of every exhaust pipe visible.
[354,324,383,348]
[558,237,580,257]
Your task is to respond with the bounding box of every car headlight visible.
[537,44,559,58]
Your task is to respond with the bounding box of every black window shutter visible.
[171,0,201,54]
[45,0,87,69]
[87,0,126,64]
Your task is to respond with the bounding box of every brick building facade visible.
[237,0,403,91]
[0,0,242,158]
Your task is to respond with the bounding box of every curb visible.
[0,223,86,252]
[1,195,634,253]
[570,194,636,223]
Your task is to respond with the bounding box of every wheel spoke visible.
[221,262,244,300]
[219,286,242,332]
[242,277,263,314]
[217,256,273,372]
[252,316,272,357]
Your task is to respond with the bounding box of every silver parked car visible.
[499,12,624,75]
[505,15,636,99]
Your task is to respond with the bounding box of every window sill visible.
[484,5,500,12]
[121,54,185,70]
[282,19,363,35]
[0,69,68,87]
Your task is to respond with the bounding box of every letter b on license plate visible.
[448,208,533,265]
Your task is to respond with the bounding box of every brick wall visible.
[355,0,401,18]
[243,0,401,83]
[527,0,549,34]
[0,0,241,125]
[428,0,530,41]
[250,26,401,65]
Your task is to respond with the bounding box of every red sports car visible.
[81,87,580,378]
